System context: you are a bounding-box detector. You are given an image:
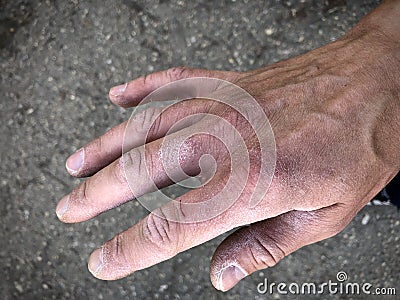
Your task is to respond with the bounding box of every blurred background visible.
[1,0,398,299]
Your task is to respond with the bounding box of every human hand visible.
[56,5,400,291]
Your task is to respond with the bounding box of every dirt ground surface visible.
[1,0,398,299]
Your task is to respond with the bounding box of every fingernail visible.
[219,265,247,292]
[66,148,84,174]
[56,195,70,220]
[88,248,103,276]
[109,83,127,98]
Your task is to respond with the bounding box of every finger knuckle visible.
[134,107,163,135]
[120,147,147,193]
[143,210,178,258]
[248,236,285,269]
[112,158,129,187]
[90,134,106,162]
[79,180,91,205]
[123,147,143,176]
[142,73,153,87]
[112,232,130,263]
[166,66,191,81]
[70,180,92,209]
[101,232,133,274]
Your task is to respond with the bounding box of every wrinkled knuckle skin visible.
[71,180,91,207]
[100,233,133,278]
[123,147,143,177]
[111,158,129,188]
[111,232,130,265]
[120,147,149,197]
[143,211,179,258]
[135,107,162,136]
[166,66,191,81]
[247,236,286,270]
[66,180,96,218]
[141,73,151,87]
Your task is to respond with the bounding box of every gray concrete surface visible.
[1,0,399,299]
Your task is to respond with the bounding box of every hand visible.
[56,4,400,292]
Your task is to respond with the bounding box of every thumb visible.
[210,204,354,292]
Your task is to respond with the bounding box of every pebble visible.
[361,214,370,225]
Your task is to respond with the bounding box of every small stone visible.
[264,28,274,36]
[159,284,168,292]
[15,282,23,293]
[361,214,370,225]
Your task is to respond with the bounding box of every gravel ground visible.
[0,0,399,299]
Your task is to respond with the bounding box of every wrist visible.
[349,0,400,46]
[342,1,400,97]
[346,1,400,67]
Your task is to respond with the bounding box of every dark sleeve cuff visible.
[374,172,400,208]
